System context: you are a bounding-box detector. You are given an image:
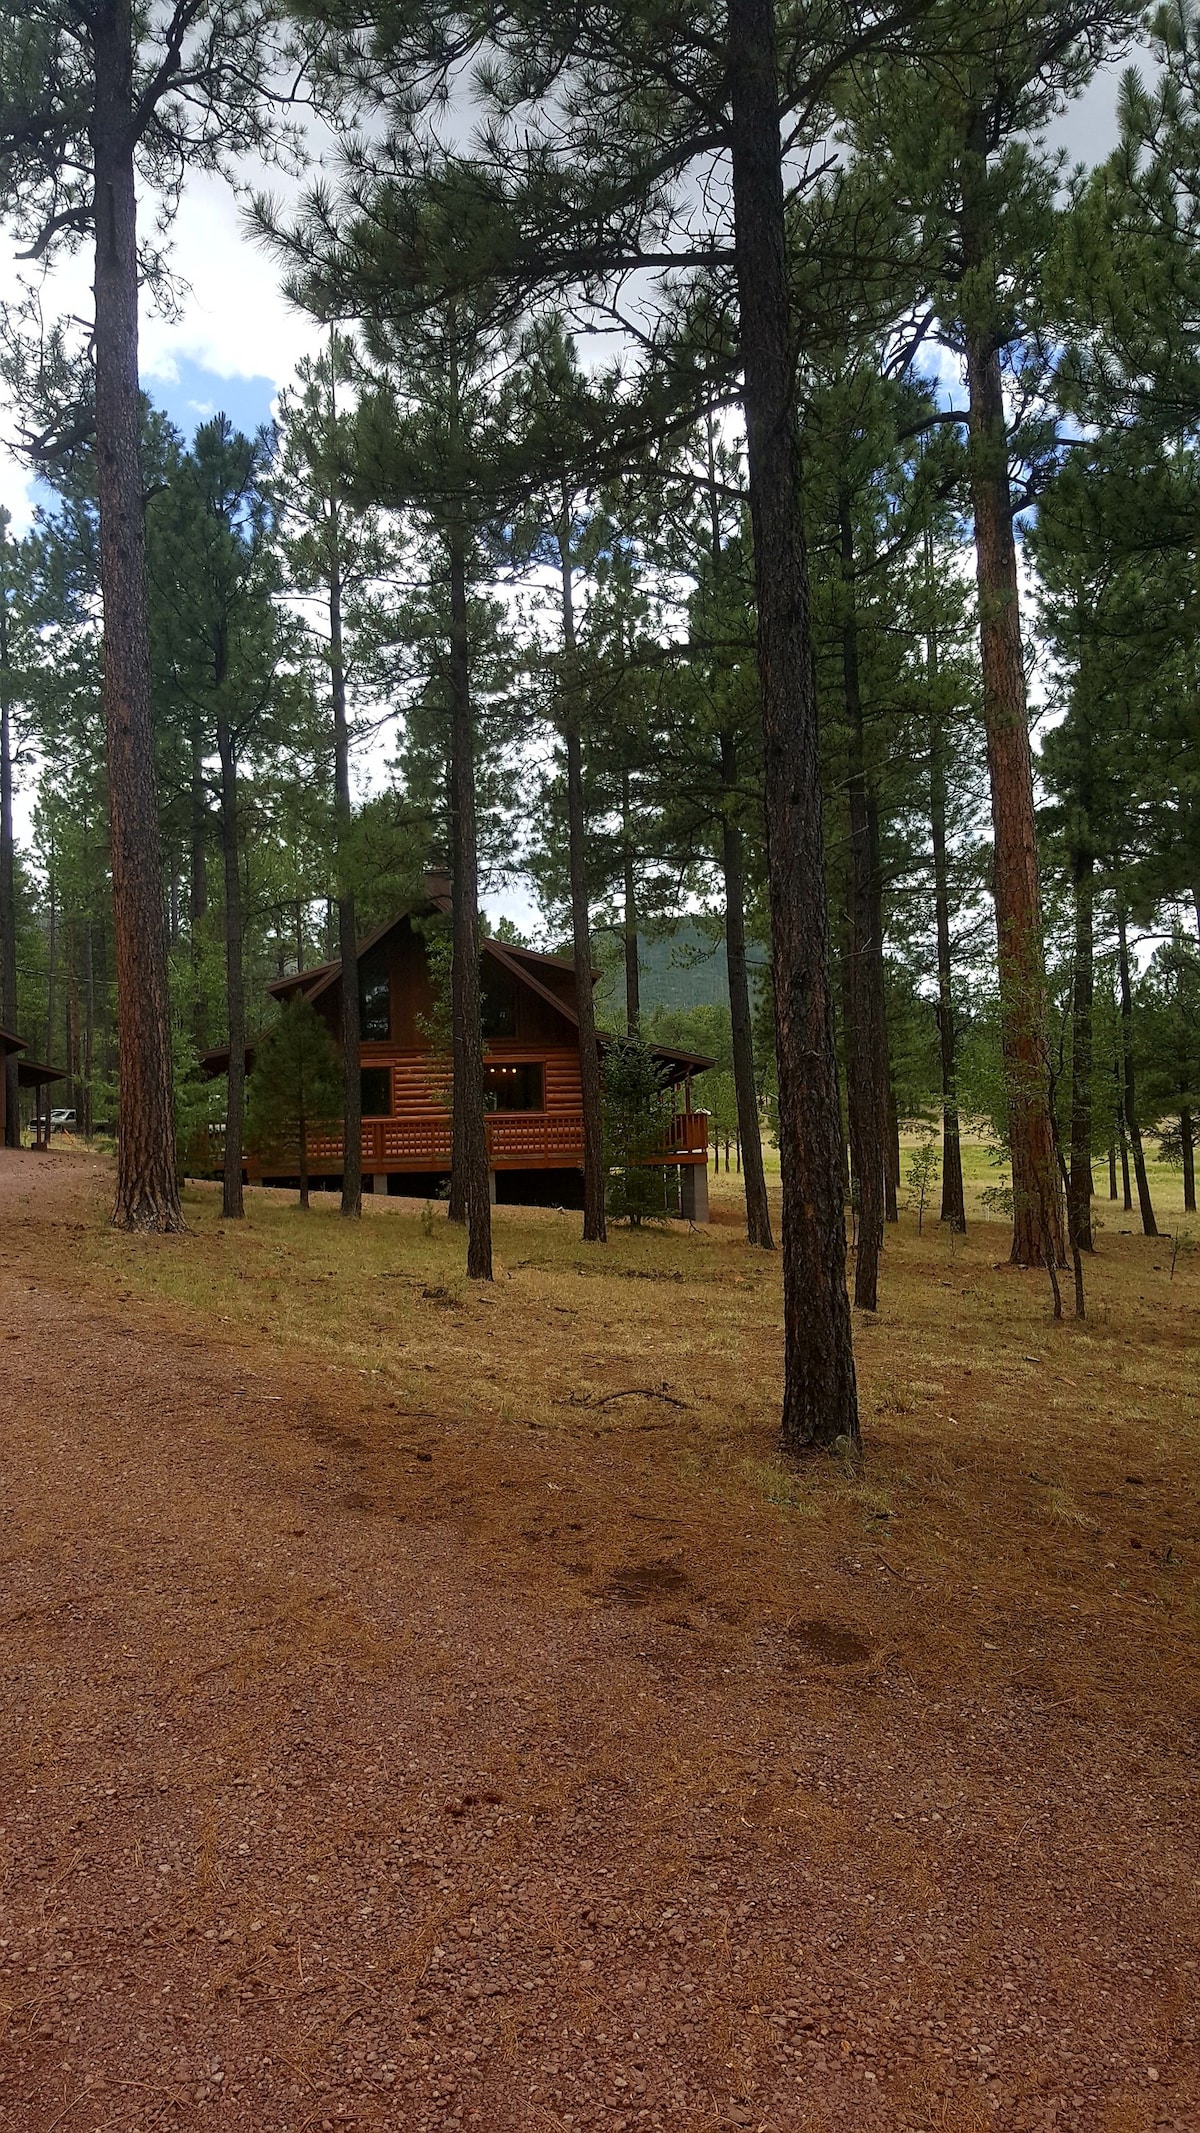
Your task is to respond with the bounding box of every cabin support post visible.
[680,1162,709,1224]
[488,1169,498,1205]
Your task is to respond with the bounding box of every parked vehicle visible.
[49,1108,77,1132]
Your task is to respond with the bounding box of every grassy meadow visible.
[57,1131,1196,1714]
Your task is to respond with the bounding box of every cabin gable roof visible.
[228,880,715,1086]
[265,887,590,1038]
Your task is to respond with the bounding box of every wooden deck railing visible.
[196,1108,708,1176]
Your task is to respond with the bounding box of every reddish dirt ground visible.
[0,1150,1197,2133]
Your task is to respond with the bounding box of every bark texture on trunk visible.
[217,716,244,1221]
[189,722,208,1052]
[720,737,773,1249]
[1068,844,1095,1252]
[839,491,886,1309]
[92,1,182,1231]
[960,125,1062,1269]
[329,512,362,1219]
[46,864,56,1070]
[621,773,641,1035]
[0,545,18,1148]
[83,923,95,1136]
[559,518,606,1243]
[929,709,965,1231]
[1115,1052,1132,1211]
[1116,902,1157,1238]
[884,1079,900,1224]
[447,523,492,1280]
[728,0,857,1451]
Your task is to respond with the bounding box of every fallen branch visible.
[590,1385,696,1411]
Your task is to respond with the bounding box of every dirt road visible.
[0,1151,1195,2132]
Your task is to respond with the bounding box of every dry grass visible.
[41,1143,1193,1740]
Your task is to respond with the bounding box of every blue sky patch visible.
[143,354,278,445]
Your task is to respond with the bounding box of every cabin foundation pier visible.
[680,1162,709,1224]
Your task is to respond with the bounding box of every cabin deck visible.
[201,1107,709,1182]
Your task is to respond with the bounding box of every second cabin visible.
[203,879,713,1218]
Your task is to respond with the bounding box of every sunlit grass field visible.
[61,1130,1193,1635]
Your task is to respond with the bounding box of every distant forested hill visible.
[593,922,769,1022]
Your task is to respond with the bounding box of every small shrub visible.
[602,1035,671,1227]
[905,1133,940,1234]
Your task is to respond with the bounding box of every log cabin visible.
[202,878,713,1217]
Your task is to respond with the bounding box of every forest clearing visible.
[3,0,1200,2125]
[1,1145,1196,2133]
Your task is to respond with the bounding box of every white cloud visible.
[139,167,321,391]
[0,157,320,530]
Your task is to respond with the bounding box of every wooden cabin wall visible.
[306,918,588,1120]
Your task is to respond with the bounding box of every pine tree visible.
[510,323,613,1244]
[0,511,28,1144]
[245,996,342,1210]
[147,415,304,1220]
[347,298,524,1281]
[276,335,398,1221]
[0,0,296,1229]
[841,0,1136,1269]
[602,1034,670,1227]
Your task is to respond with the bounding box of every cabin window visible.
[359,949,391,1041]
[480,967,517,1038]
[483,1061,544,1113]
[360,1066,392,1118]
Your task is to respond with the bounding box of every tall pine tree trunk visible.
[217,716,244,1221]
[1116,900,1157,1238]
[329,508,362,1219]
[1115,1049,1132,1212]
[189,721,208,1052]
[929,701,965,1231]
[559,512,606,1244]
[728,0,858,1451]
[621,771,640,1034]
[884,1080,900,1223]
[92,0,181,1231]
[447,520,492,1280]
[1068,844,1095,1252]
[83,922,95,1137]
[0,545,18,1149]
[46,860,56,1072]
[67,923,80,1110]
[840,489,886,1309]
[1182,1105,1196,1215]
[720,737,773,1249]
[961,121,1062,1270]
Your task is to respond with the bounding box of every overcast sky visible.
[0,52,1137,534]
[0,50,1140,929]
